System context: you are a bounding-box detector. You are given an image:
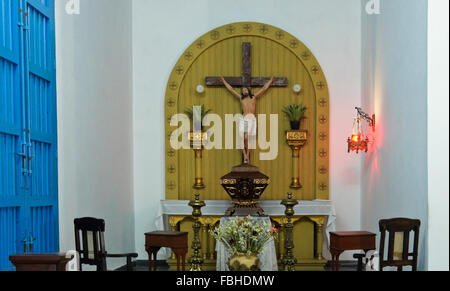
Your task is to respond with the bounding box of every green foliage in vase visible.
[282,103,307,122]
[210,216,278,256]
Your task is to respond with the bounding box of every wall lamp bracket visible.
[355,107,376,131]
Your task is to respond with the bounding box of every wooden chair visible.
[379,218,420,271]
[354,218,421,271]
[74,217,138,271]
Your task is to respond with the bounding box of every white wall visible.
[53,0,442,269]
[55,0,135,270]
[427,0,449,271]
[132,0,363,260]
[361,0,429,270]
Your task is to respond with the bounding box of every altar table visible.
[155,200,335,271]
[157,200,336,242]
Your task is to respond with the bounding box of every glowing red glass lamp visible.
[347,107,375,154]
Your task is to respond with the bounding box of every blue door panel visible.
[0,0,57,270]
[0,133,18,199]
[0,207,19,270]
[29,75,51,135]
[0,0,19,59]
[0,0,24,271]
[31,206,55,253]
[26,0,58,254]
[0,132,24,271]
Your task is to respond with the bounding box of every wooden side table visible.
[329,231,376,271]
[9,253,73,271]
[145,231,188,271]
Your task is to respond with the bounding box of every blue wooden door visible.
[0,0,24,271]
[0,0,58,270]
[25,0,58,255]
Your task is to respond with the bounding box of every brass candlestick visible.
[281,192,299,271]
[189,131,208,189]
[188,193,206,271]
[286,130,308,189]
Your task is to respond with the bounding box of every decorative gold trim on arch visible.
[164,22,329,200]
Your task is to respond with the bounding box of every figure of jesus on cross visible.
[206,42,288,164]
[220,76,275,164]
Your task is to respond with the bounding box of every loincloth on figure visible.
[239,114,257,136]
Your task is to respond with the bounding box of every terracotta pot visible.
[228,254,261,271]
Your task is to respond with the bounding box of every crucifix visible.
[206,42,288,88]
[206,42,288,164]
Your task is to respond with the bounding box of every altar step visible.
[116,260,360,271]
[165,258,329,271]
[116,260,357,272]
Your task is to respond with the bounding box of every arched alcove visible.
[164,22,329,201]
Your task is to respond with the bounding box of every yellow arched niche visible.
[165,22,329,201]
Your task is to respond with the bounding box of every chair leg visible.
[357,258,363,271]
[353,253,365,271]
[126,256,133,272]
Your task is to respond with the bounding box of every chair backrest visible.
[74,217,107,271]
[379,218,421,271]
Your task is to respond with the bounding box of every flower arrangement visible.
[211,216,278,256]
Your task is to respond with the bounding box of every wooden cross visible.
[205,42,288,88]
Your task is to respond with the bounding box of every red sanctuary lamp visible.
[347,107,375,154]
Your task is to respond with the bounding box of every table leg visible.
[176,254,181,271]
[173,248,188,272]
[316,223,324,260]
[146,250,152,271]
[182,252,186,271]
[330,250,343,271]
[153,252,158,271]
[331,254,336,271]
[147,247,161,271]
[335,251,343,271]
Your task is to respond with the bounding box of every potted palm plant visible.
[282,103,307,130]
[184,104,212,131]
[211,216,278,271]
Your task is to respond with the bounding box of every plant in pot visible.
[211,216,278,271]
[282,103,307,130]
[184,104,213,131]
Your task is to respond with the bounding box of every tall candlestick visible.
[188,194,206,271]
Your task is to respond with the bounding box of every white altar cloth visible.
[215,217,278,271]
[155,200,336,259]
